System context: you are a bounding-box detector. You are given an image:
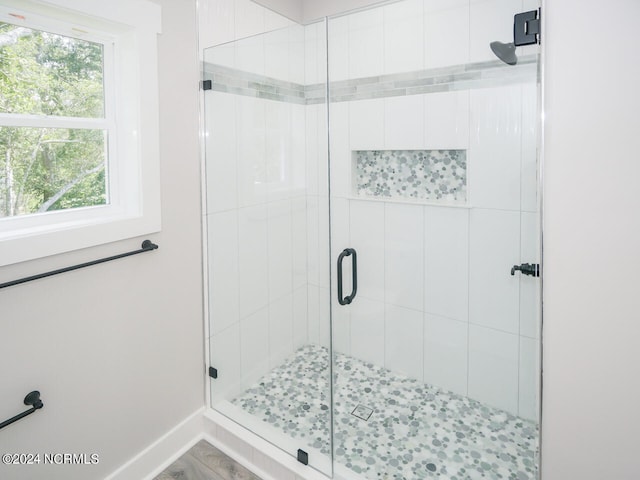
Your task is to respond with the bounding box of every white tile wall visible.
[208,211,240,335]
[468,323,519,413]
[518,335,539,421]
[304,22,320,85]
[424,313,468,396]
[236,96,267,207]
[425,206,469,322]
[349,200,385,301]
[238,204,269,318]
[268,293,294,368]
[291,104,306,193]
[385,203,424,311]
[236,34,265,75]
[521,81,538,212]
[332,299,351,355]
[205,91,237,214]
[350,297,385,366]
[424,90,470,150]
[384,95,425,150]
[328,102,351,198]
[348,8,384,78]
[288,26,306,85]
[383,0,424,74]
[385,304,424,380]
[469,85,522,211]
[234,0,265,40]
[349,99,385,150]
[305,105,320,196]
[469,208,520,333]
[267,200,293,301]
[291,197,307,290]
[306,284,320,345]
[265,100,292,202]
[265,27,290,81]
[293,285,308,349]
[240,307,270,388]
[327,15,349,82]
[424,0,470,69]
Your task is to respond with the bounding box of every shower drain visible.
[351,404,373,421]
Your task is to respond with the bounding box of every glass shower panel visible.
[203,22,332,476]
[327,1,541,479]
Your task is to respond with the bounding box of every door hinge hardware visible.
[297,449,309,465]
[514,9,541,46]
[209,366,218,379]
[202,79,212,90]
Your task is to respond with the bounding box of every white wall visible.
[0,1,204,479]
[541,1,640,479]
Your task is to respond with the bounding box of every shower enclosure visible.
[203,1,541,478]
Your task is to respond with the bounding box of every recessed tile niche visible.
[354,149,467,204]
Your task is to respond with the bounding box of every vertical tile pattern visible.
[424,90,470,149]
[469,85,522,211]
[469,208,520,333]
[349,200,385,301]
[424,313,469,396]
[383,0,424,74]
[424,206,469,322]
[384,304,424,380]
[207,211,240,335]
[424,0,470,69]
[205,91,237,213]
[240,308,269,389]
[238,205,269,319]
[468,323,519,413]
[385,203,424,311]
[384,95,425,149]
[350,297,385,366]
[349,99,385,150]
[348,8,384,78]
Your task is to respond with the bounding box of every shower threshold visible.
[227,344,537,480]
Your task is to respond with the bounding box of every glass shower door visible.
[326,1,541,479]
[203,22,333,476]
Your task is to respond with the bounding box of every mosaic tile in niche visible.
[355,149,467,203]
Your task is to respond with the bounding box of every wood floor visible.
[154,440,263,480]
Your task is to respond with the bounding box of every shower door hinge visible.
[208,366,218,379]
[297,449,309,465]
[514,8,541,46]
[202,79,212,90]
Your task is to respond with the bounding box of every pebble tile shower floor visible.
[232,344,538,480]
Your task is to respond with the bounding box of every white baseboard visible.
[104,407,205,480]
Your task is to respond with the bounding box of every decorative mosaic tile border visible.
[202,54,538,105]
[203,63,307,104]
[355,149,467,203]
[232,344,539,480]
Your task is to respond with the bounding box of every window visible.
[0,21,110,217]
[0,0,161,266]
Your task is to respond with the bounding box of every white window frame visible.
[0,0,161,266]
